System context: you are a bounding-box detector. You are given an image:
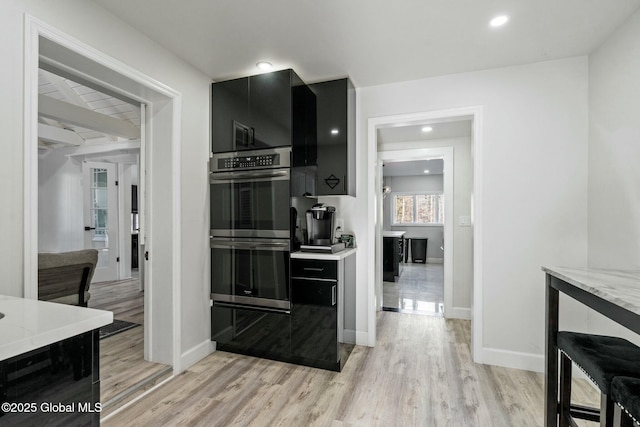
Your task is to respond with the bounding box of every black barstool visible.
[557,332,640,426]
[612,376,640,427]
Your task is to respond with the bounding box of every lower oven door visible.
[211,237,290,311]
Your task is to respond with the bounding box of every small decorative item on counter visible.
[339,234,355,248]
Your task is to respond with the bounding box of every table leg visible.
[545,274,560,426]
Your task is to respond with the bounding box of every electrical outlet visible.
[335,218,344,233]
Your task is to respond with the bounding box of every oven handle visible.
[210,239,290,251]
[210,169,290,182]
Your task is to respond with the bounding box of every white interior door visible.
[83,161,119,282]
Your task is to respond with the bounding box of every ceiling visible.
[38,68,141,150]
[91,0,640,87]
[383,159,444,177]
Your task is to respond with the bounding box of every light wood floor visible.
[103,311,600,427]
[88,277,171,416]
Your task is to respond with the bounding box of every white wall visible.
[1,0,212,367]
[329,57,589,371]
[585,8,640,343]
[38,149,84,252]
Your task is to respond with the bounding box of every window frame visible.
[390,191,444,226]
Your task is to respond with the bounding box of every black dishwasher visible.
[290,259,339,369]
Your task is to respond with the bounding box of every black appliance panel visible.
[212,305,291,359]
[211,238,290,311]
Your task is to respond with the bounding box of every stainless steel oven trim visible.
[210,168,290,183]
[210,237,290,251]
[211,229,290,239]
[211,294,291,312]
[211,146,292,173]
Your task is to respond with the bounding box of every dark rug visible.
[100,319,140,340]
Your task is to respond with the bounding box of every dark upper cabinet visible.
[309,78,356,196]
[211,69,307,153]
[291,83,317,197]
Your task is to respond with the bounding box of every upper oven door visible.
[210,168,290,238]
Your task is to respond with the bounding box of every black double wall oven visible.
[210,147,293,358]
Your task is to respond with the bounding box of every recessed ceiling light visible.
[330,128,339,135]
[421,126,433,132]
[489,15,509,28]
[424,170,430,174]
[256,61,273,71]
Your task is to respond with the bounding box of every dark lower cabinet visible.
[291,278,338,367]
[383,236,403,282]
[0,330,100,427]
[211,254,355,372]
[211,306,291,362]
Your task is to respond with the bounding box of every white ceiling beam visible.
[40,70,117,141]
[65,140,141,158]
[39,95,140,139]
[38,123,84,146]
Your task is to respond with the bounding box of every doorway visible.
[381,157,446,316]
[25,15,181,386]
[367,107,483,360]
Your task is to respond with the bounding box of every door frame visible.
[24,15,183,372]
[367,106,484,362]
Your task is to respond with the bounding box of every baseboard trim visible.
[180,339,216,371]
[356,330,373,347]
[481,347,544,373]
[344,329,357,345]
[427,258,443,264]
[447,307,471,320]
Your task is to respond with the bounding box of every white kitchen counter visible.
[291,247,357,260]
[0,295,113,361]
[382,231,406,238]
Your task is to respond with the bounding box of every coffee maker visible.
[300,204,345,253]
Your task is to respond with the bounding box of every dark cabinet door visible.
[291,278,338,363]
[211,306,291,359]
[310,78,355,196]
[249,71,292,149]
[211,77,249,153]
[212,70,301,154]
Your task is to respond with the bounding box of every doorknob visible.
[84,226,96,231]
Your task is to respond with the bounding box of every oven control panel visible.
[211,147,291,172]
[219,153,278,169]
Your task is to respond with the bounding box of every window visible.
[392,192,444,225]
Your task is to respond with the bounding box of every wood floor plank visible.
[104,312,600,426]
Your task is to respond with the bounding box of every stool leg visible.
[602,392,615,427]
[559,352,572,427]
[614,404,635,427]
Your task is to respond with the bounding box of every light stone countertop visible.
[291,247,357,260]
[542,266,640,316]
[0,295,113,361]
[382,231,406,238]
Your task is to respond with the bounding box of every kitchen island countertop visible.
[0,294,112,361]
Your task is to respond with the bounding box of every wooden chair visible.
[38,249,99,307]
[557,331,640,427]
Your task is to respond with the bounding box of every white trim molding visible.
[367,106,484,362]
[24,14,183,373]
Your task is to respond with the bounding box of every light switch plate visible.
[459,216,472,227]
